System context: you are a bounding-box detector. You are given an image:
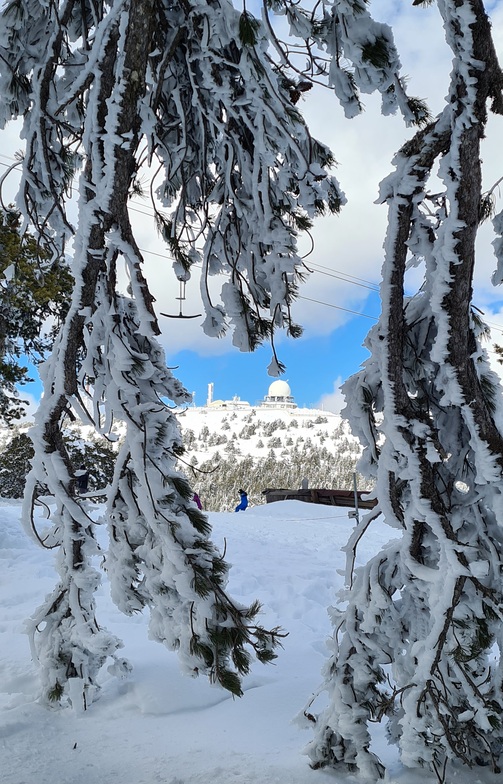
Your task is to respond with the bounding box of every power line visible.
[0,153,383,299]
[3,152,503,331]
[307,261,380,292]
[0,155,158,221]
[298,295,378,320]
[485,320,503,336]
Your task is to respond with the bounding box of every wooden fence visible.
[262,488,376,509]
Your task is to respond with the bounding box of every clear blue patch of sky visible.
[17,291,381,413]
[169,291,380,409]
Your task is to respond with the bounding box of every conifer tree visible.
[0,0,427,710]
[0,208,72,423]
[307,1,503,780]
[0,424,117,498]
[0,0,398,707]
[0,431,34,497]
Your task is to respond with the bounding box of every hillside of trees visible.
[179,410,371,512]
[0,410,370,510]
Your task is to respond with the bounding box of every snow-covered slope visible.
[0,498,421,784]
[178,401,344,459]
[176,402,368,511]
[0,498,482,784]
[1,402,368,509]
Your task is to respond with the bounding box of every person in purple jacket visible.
[235,489,248,512]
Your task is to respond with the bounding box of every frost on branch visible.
[307,1,503,781]
[263,0,429,125]
[0,0,426,707]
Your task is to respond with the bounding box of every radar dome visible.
[261,379,297,408]
[267,380,292,398]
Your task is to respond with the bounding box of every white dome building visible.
[261,380,297,409]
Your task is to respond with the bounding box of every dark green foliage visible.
[231,645,252,675]
[187,598,283,697]
[255,647,277,664]
[239,11,260,46]
[185,506,212,536]
[361,37,391,69]
[0,425,117,498]
[404,96,432,126]
[287,323,303,339]
[0,208,73,424]
[0,431,34,497]
[171,474,193,499]
[154,216,192,272]
[494,343,503,364]
[47,681,64,702]
[479,193,496,223]
[218,669,243,697]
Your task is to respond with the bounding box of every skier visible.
[235,489,248,512]
[193,492,202,510]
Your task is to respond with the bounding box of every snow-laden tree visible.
[0,0,426,707]
[306,1,503,781]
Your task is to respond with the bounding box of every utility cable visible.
[3,153,503,331]
[298,295,378,320]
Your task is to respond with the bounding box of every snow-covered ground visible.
[0,499,498,784]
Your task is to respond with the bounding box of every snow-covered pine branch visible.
[307,1,503,780]
[263,0,429,125]
[0,0,423,708]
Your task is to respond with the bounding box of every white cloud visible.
[2,2,503,365]
[314,377,346,415]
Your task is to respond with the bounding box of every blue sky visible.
[6,2,503,418]
[167,290,380,410]
[17,291,380,415]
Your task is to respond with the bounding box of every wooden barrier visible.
[262,488,376,509]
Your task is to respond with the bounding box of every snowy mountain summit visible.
[175,382,368,511]
[0,380,367,509]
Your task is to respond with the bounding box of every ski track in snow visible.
[1,500,499,784]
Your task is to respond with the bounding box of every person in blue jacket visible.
[235,489,248,512]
